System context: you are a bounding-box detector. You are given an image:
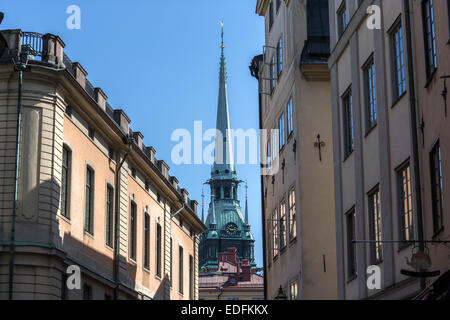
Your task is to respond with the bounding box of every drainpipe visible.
[9,57,28,300]
[404,0,426,290]
[113,135,133,300]
[250,55,268,299]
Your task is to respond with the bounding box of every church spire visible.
[201,186,205,223]
[212,21,235,179]
[245,180,249,225]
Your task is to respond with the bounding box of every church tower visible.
[199,24,256,271]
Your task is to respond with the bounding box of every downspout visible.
[113,136,133,300]
[404,0,426,290]
[250,56,268,299]
[9,58,28,300]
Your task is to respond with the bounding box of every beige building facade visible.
[251,0,337,300]
[0,29,205,300]
[410,0,450,296]
[329,0,449,300]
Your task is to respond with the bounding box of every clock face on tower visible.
[225,222,238,235]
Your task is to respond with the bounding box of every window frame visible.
[143,212,150,270]
[105,183,114,248]
[129,200,138,262]
[84,165,95,235]
[430,140,444,235]
[279,200,287,250]
[179,245,184,295]
[345,207,357,280]
[286,98,294,137]
[342,87,354,158]
[396,160,414,250]
[368,185,383,265]
[363,55,377,132]
[61,145,72,220]
[156,222,162,278]
[421,0,438,80]
[277,37,283,78]
[288,187,297,241]
[337,1,348,38]
[389,17,407,102]
[279,112,286,150]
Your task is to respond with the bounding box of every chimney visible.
[42,33,65,66]
[190,200,198,214]
[180,188,189,205]
[132,131,144,150]
[94,87,108,111]
[144,146,156,163]
[158,160,170,179]
[113,109,131,134]
[170,176,179,190]
[241,259,251,282]
[0,29,22,58]
[72,62,88,88]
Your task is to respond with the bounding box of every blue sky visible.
[1,1,265,267]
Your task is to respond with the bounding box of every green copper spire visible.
[245,180,249,225]
[199,22,256,271]
[212,21,235,179]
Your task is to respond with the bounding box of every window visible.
[61,273,67,300]
[65,105,72,117]
[279,200,286,249]
[390,21,406,100]
[337,1,348,37]
[108,146,114,160]
[272,209,278,258]
[287,99,293,136]
[288,188,297,241]
[289,281,298,300]
[83,284,92,300]
[279,113,285,150]
[269,1,274,30]
[422,0,437,78]
[106,185,114,248]
[131,167,136,178]
[272,129,278,160]
[224,186,231,199]
[342,89,354,157]
[346,208,357,278]
[189,255,194,300]
[84,166,94,235]
[397,162,414,246]
[276,0,282,12]
[277,37,283,77]
[145,181,150,191]
[364,57,377,130]
[156,223,162,278]
[170,238,173,287]
[270,56,276,94]
[368,187,382,264]
[144,213,150,269]
[129,201,137,261]
[61,146,71,219]
[88,127,95,140]
[430,141,443,234]
[179,246,184,294]
[267,140,271,170]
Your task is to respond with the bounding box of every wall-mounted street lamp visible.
[274,286,288,300]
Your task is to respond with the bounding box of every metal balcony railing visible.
[21,32,43,60]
